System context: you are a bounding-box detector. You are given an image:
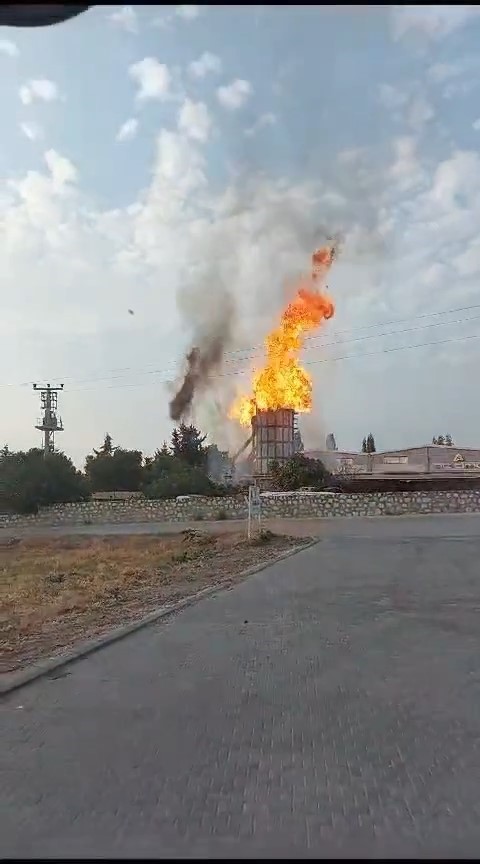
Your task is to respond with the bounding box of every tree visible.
[142,446,217,499]
[445,433,454,446]
[366,433,376,453]
[0,448,89,514]
[362,437,367,453]
[94,433,115,457]
[270,454,330,491]
[85,436,143,492]
[171,423,207,468]
[436,434,445,446]
[326,433,338,451]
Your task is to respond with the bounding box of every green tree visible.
[445,433,454,446]
[171,423,207,468]
[85,436,143,492]
[94,433,115,456]
[366,433,376,453]
[142,446,217,499]
[361,437,367,453]
[270,454,330,491]
[436,434,445,446]
[0,448,89,514]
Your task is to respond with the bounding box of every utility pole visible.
[33,383,64,455]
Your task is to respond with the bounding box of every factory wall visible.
[305,445,480,477]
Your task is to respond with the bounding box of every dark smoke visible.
[169,336,226,422]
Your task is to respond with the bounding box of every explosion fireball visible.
[229,245,336,427]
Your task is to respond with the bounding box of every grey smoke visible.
[169,259,235,422]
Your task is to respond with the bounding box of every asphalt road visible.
[3,513,480,858]
[5,510,480,540]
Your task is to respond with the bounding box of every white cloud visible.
[217,79,252,111]
[188,51,222,78]
[389,135,425,192]
[0,38,18,57]
[175,5,200,20]
[115,118,139,143]
[129,57,171,102]
[378,83,408,111]
[378,83,433,131]
[428,62,461,84]
[245,112,276,137]
[20,122,42,142]
[19,79,59,106]
[392,5,480,40]
[44,150,77,189]
[178,99,211,142]
[108,5,138,34]
[407,94,434,131]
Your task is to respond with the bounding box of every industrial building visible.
[304,445,480,478]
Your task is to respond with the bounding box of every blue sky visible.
[2,4,480,464]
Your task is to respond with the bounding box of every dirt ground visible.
[0,528,308,674]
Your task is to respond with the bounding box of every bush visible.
[270,454,331,492]
[143,461,218,499]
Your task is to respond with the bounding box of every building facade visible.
[305,445,480,477]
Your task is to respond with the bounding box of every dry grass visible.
[0,529,305,673]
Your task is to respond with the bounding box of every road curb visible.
[0,538,319,697]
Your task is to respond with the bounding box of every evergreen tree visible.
[93,433,115,457]
[85,435,143,492]
[170,423,207,468]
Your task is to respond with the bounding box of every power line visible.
[69,330,480,394]
[60,311,480,389]
[5,301,480,392]
[7,304,480,393]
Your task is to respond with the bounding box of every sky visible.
[2,4,480,465]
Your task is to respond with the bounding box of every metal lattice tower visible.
[33,383,64,455]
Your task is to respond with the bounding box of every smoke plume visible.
[169,337,226,422]
[169,279,234,422]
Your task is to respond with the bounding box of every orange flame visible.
[230,246,336,427]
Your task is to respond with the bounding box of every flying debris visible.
[128,309,135,316]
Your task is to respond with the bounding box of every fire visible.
[230,245,336,427]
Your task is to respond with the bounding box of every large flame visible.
[230,245,336,427]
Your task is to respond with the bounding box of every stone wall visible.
[2,489,480,529]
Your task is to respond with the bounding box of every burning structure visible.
[230,245,336,476]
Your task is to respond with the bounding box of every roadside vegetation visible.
[0,423,233,515]
[0,529,307,673]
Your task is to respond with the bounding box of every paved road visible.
[3,513,480,857]
[4,510,480,540]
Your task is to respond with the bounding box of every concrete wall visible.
[2,489,480,529]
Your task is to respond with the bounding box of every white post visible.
[248,487,252,540]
